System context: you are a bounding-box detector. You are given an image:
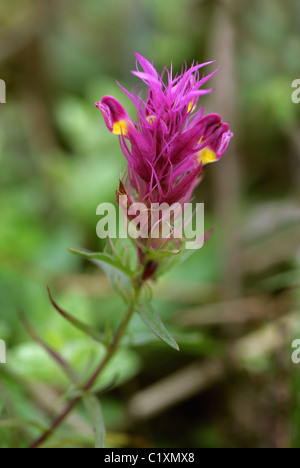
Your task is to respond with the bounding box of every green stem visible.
[29,284,140,449]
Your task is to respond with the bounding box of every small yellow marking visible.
[146,115,156,124]
[113,119,128,136]
[198,147,217,165]
[188,101,196,113]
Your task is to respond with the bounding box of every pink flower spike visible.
[96,53,233,204]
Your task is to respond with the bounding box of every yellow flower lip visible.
[113,119,129,136]
[97,96,132,137]
[198,147,217,165]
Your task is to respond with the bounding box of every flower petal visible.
[198,123,233,165]
[95,96,131,136]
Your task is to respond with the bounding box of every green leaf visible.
[144,248,181,261]
[48,288,105,345]
[60,378,118,402]
[84,395,106,449]
[69,247,133,298]
[0,419,47,431]
[69,248,133,277]
[136,304,179,351]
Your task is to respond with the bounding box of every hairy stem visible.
[29,286,140,449]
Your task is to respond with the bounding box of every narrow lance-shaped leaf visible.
[61,377,118,402]
[136,304,179,351]
[69,248,133,277]
[143,248,181,261]
[84,395,106,449]
[69,247,133,298]
[47,288,105,345]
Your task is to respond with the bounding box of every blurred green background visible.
[0,0,300,448]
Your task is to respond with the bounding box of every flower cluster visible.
[96,53,233,208]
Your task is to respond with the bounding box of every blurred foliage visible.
[0,0,300,448]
